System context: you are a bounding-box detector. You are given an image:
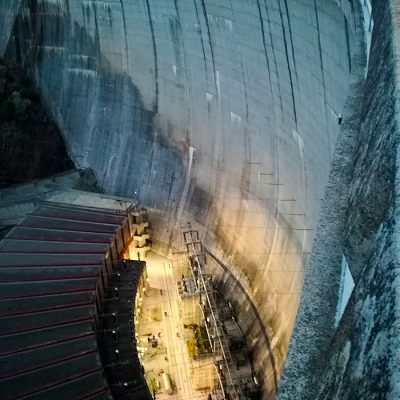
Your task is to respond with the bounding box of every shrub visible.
[20,88,40,103]
[0,101,15,120]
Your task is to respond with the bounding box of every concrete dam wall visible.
[1,0,399,399]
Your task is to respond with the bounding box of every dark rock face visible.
[316,231,398,400]
[0,58,73,187]
[344,2,397,281]
[313,1,400,398]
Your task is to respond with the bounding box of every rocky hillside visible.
[0,58,73,188]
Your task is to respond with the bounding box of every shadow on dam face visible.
[0,0,372,398]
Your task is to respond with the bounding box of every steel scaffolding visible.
[183,226,242,400]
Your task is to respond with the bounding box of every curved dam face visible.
[0,0,373,398]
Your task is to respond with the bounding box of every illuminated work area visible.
[136,229,259,399]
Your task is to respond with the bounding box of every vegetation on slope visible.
[0,58,74,188]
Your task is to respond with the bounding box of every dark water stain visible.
[169,16,182,71]
[5,0,185,209]
[187,183,212,224]
[144,0,158,113]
